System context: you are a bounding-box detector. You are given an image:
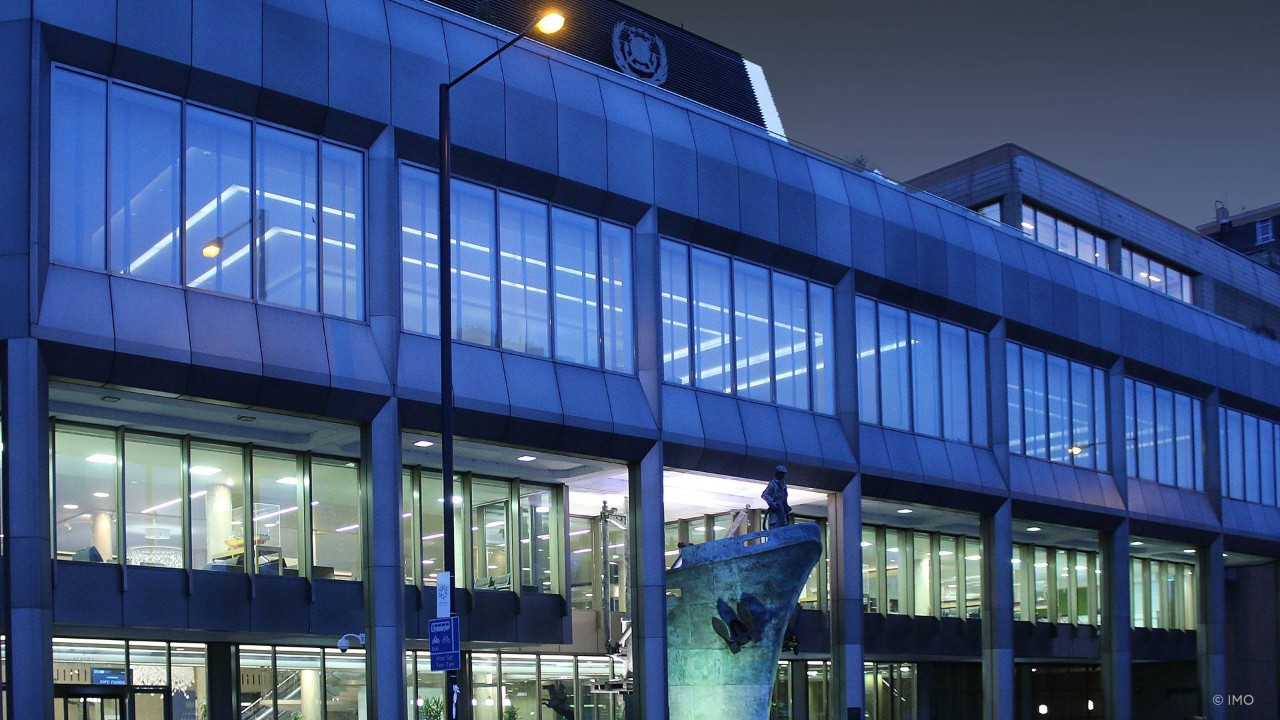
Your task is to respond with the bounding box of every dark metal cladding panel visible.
[428,0,766,127]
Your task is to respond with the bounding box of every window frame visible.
[398,161,638,375]
[48,63,370,320]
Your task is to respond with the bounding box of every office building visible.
[0,2,1275,719]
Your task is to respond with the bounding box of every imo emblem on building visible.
[612,21,668,85]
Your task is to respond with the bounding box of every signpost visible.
[428,616,461,673]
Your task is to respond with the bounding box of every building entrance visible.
[53,684,172,720]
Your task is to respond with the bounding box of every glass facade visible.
[50,66,365,318]
[1120,246,1193,303]
[856,297,987,444]
[52,422,361,579]
[53,638,209,719]
[1124,378,1204,491]
[1012,544,1101,626]
[236,643,366,718]
[862,525,982,620]
[450,652,625,720]
[1006,343,1109,469]
[1219,406,1280,506]
[400,165,633,372]
[863,662,916,720]
[401,467,563,594]
[1129,557,1197,630]
[1019,203,1108,268]
[660,239,835,413]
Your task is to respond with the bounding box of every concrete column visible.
[628,444,667,718]
[205,643,237,720]
[987,320,1010,480]
[1197,535,1226,720]
[829,475,864,719]
[1106,359,1129,503]
[1202,390,1223,513]
[980,499,1014,720]
[365,126,402,376]
[362,399,406,720]
[999,192,1024,230]
[3,339,53,719]
[789,659,809,720]
[1099,520,1132,720]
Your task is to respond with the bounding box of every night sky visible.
[623,0,1280,229]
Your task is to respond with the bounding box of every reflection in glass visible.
[499,193,550,357]
[501,654,540,720]
[238,645,275,717]
[600,221,634,373]
[108,84,182,283]
[734,260,773,402]
[51,69,108,269]
[660,240,692,385]
[275,647,324,720]
[773,273,809,410]
[452,180,497,345]
[768,270,808,407]
[862,527,879,613]
[401,166,440,336]
[810,284,835,414]
[939,536,959,618]
[856,297,879,425]
[691,249,732,393]
[884,530,902,614]
[472,653,501,720]
[321,144,365,320]
[552,209,600,367]
[256,125,319,311]
[185,107,253,297]
[912,532,932,616]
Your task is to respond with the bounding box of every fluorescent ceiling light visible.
[190,466,222,476]
[335,524,360,533]
[897,508,913,514]
[413,440,434,448]
[517,455,537,462]
[1026,526,1042,532]
[86,454,117,464]
[276,477,298,486]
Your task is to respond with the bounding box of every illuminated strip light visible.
[140,490,208,515]
[253,505,299,522]
[334,524,360,533]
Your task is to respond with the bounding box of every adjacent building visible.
[0,2,1276,720]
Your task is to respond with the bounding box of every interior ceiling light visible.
[413,439,435,448]
[202,238,222,258]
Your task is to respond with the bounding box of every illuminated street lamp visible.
[437,11,564,720]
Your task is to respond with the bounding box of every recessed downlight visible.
[189,466,221,476]
[92,492,110,499]
[413,439,434,448]
[276,477,298,486]
[86,454,117,465]
[1026,526,1042,532]
[1130,541,1144,546]
[63,504,79,510]
[516,455,537,462]
[896,508,913,514]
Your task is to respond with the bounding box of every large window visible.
[1219,406,1280,506]
[1006,343,1108,470]
[400,466,563,594]
[1130,557,1196,630]
[862,525,982,620]
[1124,378,1204,491]
[1012,544,1101,626]
[856,297,987,443]
[1019,203,1108,268]
[49,67,365,318]
[235,643,366,718]
[1120,247,1193,303]
[52,422,361,580]
[1258,218,1275,245]
[400,164,633,373]
[662,239,835,413]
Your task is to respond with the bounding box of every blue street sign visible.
[428,616,461,672]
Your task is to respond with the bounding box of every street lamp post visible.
[438,11,564,720]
